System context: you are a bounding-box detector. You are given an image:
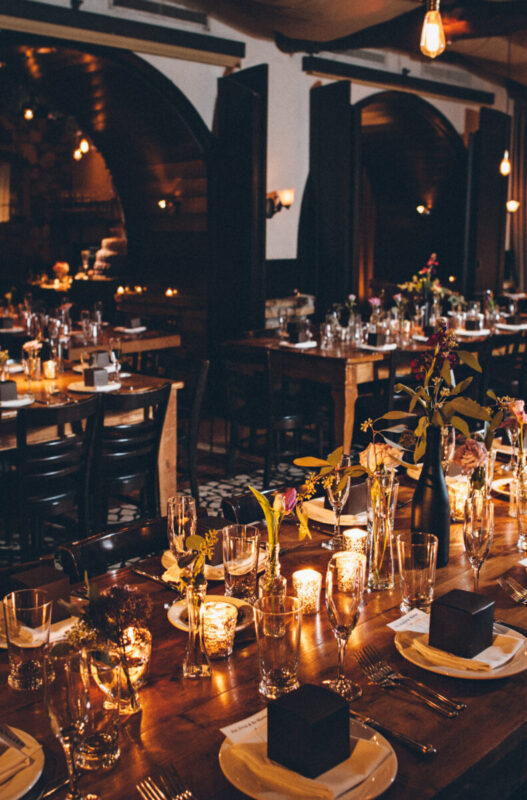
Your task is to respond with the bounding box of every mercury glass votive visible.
[202,602,238,659]
[43,359,57,380]
[292,569,322,614]
[342,527,369,557]
[447,476,470,522]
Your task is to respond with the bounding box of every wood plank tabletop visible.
[1,482,527,799]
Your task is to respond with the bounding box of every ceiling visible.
[181,0,527,90]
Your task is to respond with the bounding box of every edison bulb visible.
[79,138,89,154]
[500,151,511,176]
[420,6,446,59]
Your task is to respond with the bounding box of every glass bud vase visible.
[259,543,287,599]
[517,458,527,551]
[183,583,211,679]
[367,471,396,591]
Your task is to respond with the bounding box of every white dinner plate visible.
[167,595,253,633]
[7,362,23,374]
[0,327,25,334]
[113,326,147,334]
[0,395,33,408]
[412,334,429,343]
[161,548,269,581]
[491,477,512,498]
[303,497,367,527]
[0,728,45,800]
[394,627,527,680]
[455,328,491,337]
[496,323,527,331]
[218,719,397,800]
[359,343,397,352]
[73,363,116,374]
[67,381,121,393]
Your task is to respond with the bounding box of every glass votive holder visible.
[342,527,369,557]
[202,602,238,659]
[43,359,57,380]
[446,476,470,522]
[292,569,322,614]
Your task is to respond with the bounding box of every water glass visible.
[396,532,438,613]
[3,589,52,690]
[254,596,302,699]
[75,649,121,771]
[222,525,260,603]
[167,494,197,556]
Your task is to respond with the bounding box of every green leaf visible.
[293,457,331,468]
[326,446,343,467]
[441,359,452,387]
[414,435,427,463]
[380,410,412,420]
[447,396,491,421]
[296,504,311,540]
[346,465,367,478]
[449,376,473,397]
[394,383,418,398]
[185,534,205,552]
[414,416,428,439]
[249,485,275,540]
[487,389,497,401]
[458,350,482,373]
[450,415,470,438]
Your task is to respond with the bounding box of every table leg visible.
[158,383,179,509]
[343,362,358,455]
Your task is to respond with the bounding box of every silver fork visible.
[159,765,197,800]
[498,577,527,605]
[505,575,527,600]
[355,648,459,718]
[360,645,466,712]
[137,776,169,800]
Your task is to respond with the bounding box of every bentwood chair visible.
[58,517,168,581]
[92,384,171,532]
[15,396,99,559]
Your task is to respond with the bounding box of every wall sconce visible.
[416,204,431,215]
[500,150,511,176]
[420,0,446,60]
[23,106,34,121]
[157,195,181,214]
[266,188,295,218]
[507,199,520,213]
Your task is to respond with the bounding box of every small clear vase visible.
[259,543,287,599]
[367,471,396,591]
[517,458,527,551]
[183,583,211,679]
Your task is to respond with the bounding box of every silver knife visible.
[349,709,437,757]
[0,724,34,764]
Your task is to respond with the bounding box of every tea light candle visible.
[202,602,237,659]
[43,360,56,379]
[447,476,470,521]
[292,569,322,614]
[343,528,369,557]
[333,552,366,592]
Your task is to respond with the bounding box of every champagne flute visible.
[44,645,99,800]
[167,494,197,557]
[322,454,352,551]
[108,337,122,382]
[463,495,494,591]
[324,552,364,700]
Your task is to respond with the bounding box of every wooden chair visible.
[15,396,99,559]
[92,383,171,531]
[57,517,168,582]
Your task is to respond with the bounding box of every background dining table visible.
[2,481,527,799]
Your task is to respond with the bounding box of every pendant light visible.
[500,38,512,176]
[500,151,511,176]
[420,0,446,59]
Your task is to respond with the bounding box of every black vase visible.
[411,426,451,568]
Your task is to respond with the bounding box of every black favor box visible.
[83,367,109,387]
[465,318,482,331]
[429,589,494,658]
[128,317,142,329]
[0,380,17,401]
[267,684,350,778]
[90,350,111,367]
[0,317,13,329]
[287,321,308,345]
[324,480,367,516]
[367,331,386,347]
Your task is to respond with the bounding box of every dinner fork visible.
[498,576,527,605]
[355,648,459,717]
[137,776,168,800]
[505,575,527,600]
[158,765,197,800]
[358,645,466,712]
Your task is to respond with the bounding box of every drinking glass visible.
[463,495,494,591]
[108,337,122,381]
[322,454,352,551]
[396,532,438,613]
[3,589,52,690]
[75,650,121,771]
[80,310,91,346]
[254,596,302,699]
[441,425,456,476]
[324,552,364,700]
[167,494,197,556]
[44,645,100,800]
[222,524,260,603]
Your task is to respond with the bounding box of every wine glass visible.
[167,494,197,557]
[44,645,99,800]
[322,454,352,551]
[80,310,91,346]
[441,425,456,476]
[324,552,364,700]
[463,495,494,592]
[108,337,122,382]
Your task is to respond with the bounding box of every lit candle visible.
[202,602,237,659]
[343,527,369,557]
[333,551,366,593]
[43,360,56,380]
[292,569,322,614]
[447,476,470,521]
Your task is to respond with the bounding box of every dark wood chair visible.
[222,347,311,488]
[487,331,527,400]
[93,383,171,531]
[15,396,99,559]
[58,517,168,582]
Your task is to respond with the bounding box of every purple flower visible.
[348,294,356,302]
[369,297,381,307]
[283,487,297,512]
[393,293,402,303]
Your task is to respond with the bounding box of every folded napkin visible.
[496,323,527,331]
[402,630,523,672]
[224,719,390,800]
[0,616,76,648]
[456,329,491,337]
[279,340,317,349]
[113,326,147,334]
[0,738,41,787]
[162,550,225,582]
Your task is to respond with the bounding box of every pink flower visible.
[452,439,487,474]
[359,443,401,475]
[393,293,402,303]
[368,297,381,307]
[348,294,356,302]
[273,488,297,514]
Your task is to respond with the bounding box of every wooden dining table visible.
[2,481,527,799]
[0,366,184,508]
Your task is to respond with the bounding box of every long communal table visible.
[2,483,527,799]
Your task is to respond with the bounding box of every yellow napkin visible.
[0,741,41,787]
[226,724,390,799]
[405,631,523,671]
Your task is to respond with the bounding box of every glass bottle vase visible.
[259,543,287,599]
[183,583,211,678]
[516,457,527,551]
[411,426,451,568]
[367,471,396,591]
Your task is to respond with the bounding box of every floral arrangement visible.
[448,292,466,310]
[392,293,408,316]
[0,349,9,368]
[346,294,357,313]
[22,339,42,354]
[452,438,489,490]
[501,397,527,455]
[175,528,219,590]
[398,253,446,299]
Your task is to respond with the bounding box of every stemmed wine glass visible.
[463,495,494,591]
[322,454,352,551]
[44,645,99,800]
[441,425,456,476]
[167,494,197,557]
[324,552,364,700]
[108,337,122,383]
